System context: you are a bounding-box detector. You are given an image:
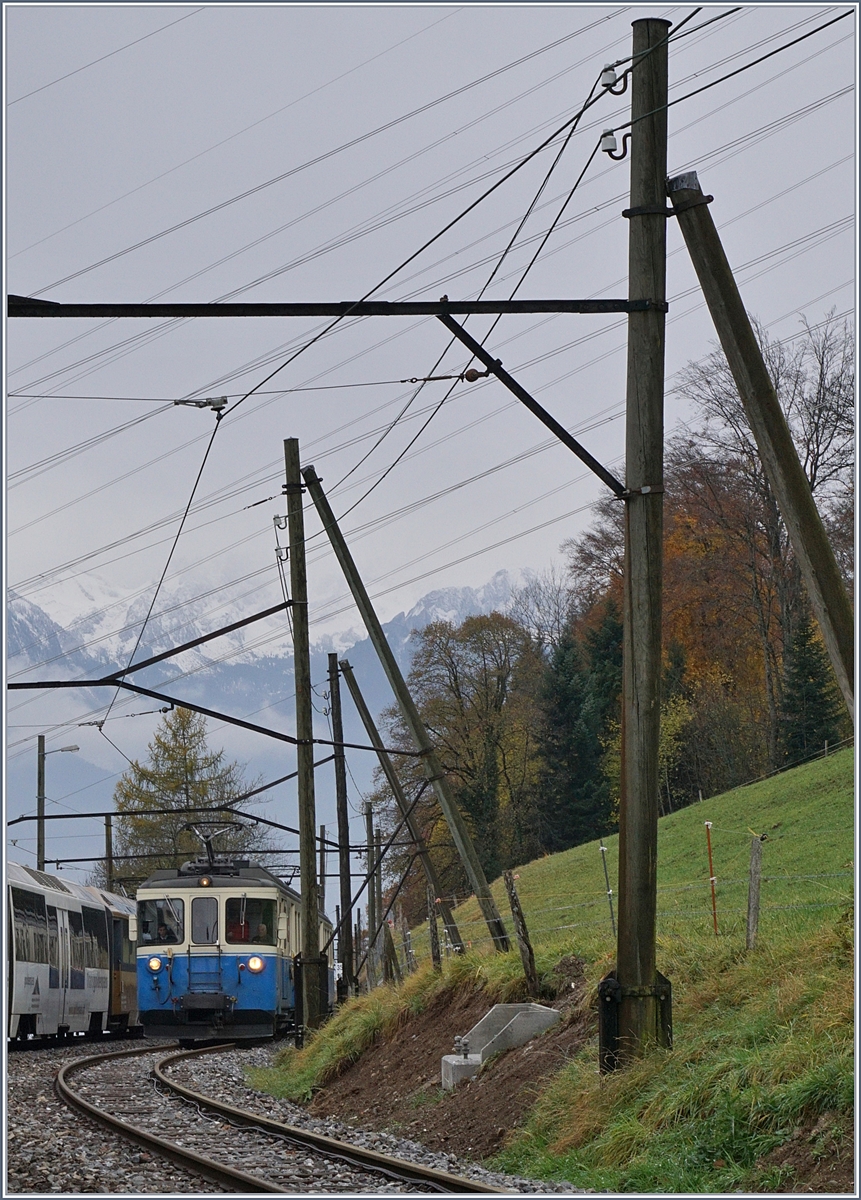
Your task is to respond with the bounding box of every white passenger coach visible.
[7,861,139,1040]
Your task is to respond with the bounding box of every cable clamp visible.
[669,194,714,215]
[623,205,674,218]
[622,485,664,499]
[623,195,712,218]
[281,483,306,495]
[620,982,672,1000]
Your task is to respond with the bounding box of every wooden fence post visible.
[503,870,539,998]
[746,834,765,950]
[427,887,441,972]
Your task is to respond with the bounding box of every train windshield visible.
[191,895,218,944]
[137,898,185,944]
[225,897,276,944]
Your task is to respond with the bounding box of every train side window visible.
[11,886,49,965]
[191,895,218,944]
[68,909,86,988]
[47,905,59,988]
[82,905,110,970]
[137,898,185,944]
[113,918,136,969]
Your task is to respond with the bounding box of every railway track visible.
[55,1043,508,1194]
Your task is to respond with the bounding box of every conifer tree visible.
[781,615,846,764]
[536,600,623,851]
[109,707,270,884]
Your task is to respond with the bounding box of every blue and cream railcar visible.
[134,857,334,1041]
[7,862,139,1040]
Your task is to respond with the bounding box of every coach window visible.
[11,886,49,965]
[82,906,110,970]
[137,898,185,944]
[68,910,86,988]
[47,905,59,988]
[191,895,218,944]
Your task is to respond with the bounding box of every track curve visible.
[56,1043,508,1194]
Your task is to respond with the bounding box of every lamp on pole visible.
[36,736,79,871]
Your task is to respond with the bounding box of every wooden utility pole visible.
[667,171,854,721]
[284,437,322,1030]
[363,803,378,988]
[319,823,326,914]
[328,654,355,993]
[375,826,385,971]
[615,16,671,1066]
[302,464,509,951]
[338,658,465,953]
[105,815,114,892]
[37,734,46,872]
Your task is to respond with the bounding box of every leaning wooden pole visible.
[302,464,509,951]
[667,170,854,721]
[338,658,466,954]
[327,654,355,995]
[284,437,322,1030]
[615,16,671,1066]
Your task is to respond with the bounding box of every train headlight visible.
[247,956,265,973]
[198,876,212,887]
[147,957,163,972]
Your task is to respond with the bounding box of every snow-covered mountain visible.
[7,569,517,683]
[5,569,520,880]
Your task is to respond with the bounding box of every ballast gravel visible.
[176,1043,584,1193]
[6,1040,583,1194]
[6,1040,222,1194]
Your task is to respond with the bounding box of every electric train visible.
[134,854,335,1041]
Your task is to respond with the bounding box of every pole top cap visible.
[668,171,701,194]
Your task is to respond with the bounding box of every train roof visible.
[137,856,301,901]
[6,861,136,915]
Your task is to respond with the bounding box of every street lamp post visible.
[36,736,79,871]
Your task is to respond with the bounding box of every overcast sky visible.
[4,3,856,877]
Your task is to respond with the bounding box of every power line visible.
[26,13,629,296]
[9,15,838,400]
[7,8,205,105]
[7,9,463,258]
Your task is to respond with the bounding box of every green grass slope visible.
[258,747,854,1192]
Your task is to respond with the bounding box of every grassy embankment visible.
[253,748,854,1192]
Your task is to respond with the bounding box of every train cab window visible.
[137,898,184,944]
[226,897,276,944]
[191,896,218,944]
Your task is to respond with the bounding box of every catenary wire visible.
[6,9,824,398]
[6,12,844,412]
[8,31,858,609]
[26,12,630,296]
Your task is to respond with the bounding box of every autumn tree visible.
[371,613,543,918]
[107,707,272,886]
[670,314,854,765]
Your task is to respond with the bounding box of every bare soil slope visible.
[309,957,591,1162]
